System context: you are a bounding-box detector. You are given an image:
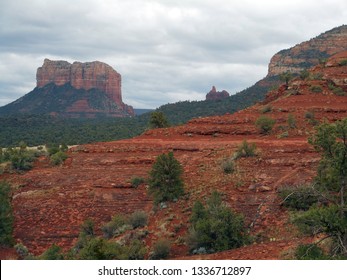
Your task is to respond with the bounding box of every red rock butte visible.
[206,86,230,100]
[36,58,133,115]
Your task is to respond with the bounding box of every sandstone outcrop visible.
[268,25,347,76]
[0,59,134,117]
[206,86,230,100]
[37,59,123,106]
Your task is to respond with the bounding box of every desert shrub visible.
[46,143,68,166]
[260,105,272,114]
[304,111,319,126]
[125,239,146,260]
[310,85,323,93]
[187,192,249,253]
[0,181,14,246]
[255,116,276,134]
[151,239,171,259]
[280,71,293,87]
[77,237,146,260]
[304,111,315,119]
[278,185,322,211]
[299,69,310,80]
[221,158,235,174]
[328,83,345,96]
[0,144,37,172]
[295,244,328,260]
[101,214,129,239]
[129,211,148,229]
[310,72,323,80]
[77,237,127,260]
[39,244,64,260]
[234,140,257,159]
[338,59,347,66]
[148,152,184,204]
[277,131,289,139]
[14,243,29,258]
[80,218,95,237]
[130,176,145,188]
[46,143,60,156]
[50,151,68,165]
[287,114,297,129]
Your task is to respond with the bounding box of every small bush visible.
[255,116,276,134]
[221,158,235,174]
[278,185,321,211]
[0,181,14,246]
[14,243,29,258]
[304,111,315,120]
[39,244,64,260]
[129,211,148,229]
[295,244,327,260]
[277,131,289,139]
[80,218,95,237]
[328,83,345,96]
[125,239,146,260]
[130,176,145,188]
[287,114,297,129]
[50,151,68,165]
[260,105,272,114]
[152,239,171,259]
[299,70,310,80]
[310,73,323,80]
[101,214,128,239]
[234,140,257,159]
[338,59,347,66]
[310,85,323,93]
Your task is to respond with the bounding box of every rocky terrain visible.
[0,59,134,118]
[268,25,347,76]
[1,50,347,259]
[236,25,347,104]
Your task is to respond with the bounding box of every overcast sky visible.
[0,0,346,109]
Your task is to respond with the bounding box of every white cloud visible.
[0,0,346,108]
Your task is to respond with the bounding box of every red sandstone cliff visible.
[268,25,347,76]
[0,59,134,117]
[37,59,129,111]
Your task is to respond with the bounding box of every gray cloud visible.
[0,0,346,108]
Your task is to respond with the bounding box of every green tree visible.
[149,112,170,128]
[299,69,310,81]
[294,119,347,257]
[280,71,293,88]
[255,116,276,134]
[148,152,184,204]
[187,192,249,253]
[0,181,14,246]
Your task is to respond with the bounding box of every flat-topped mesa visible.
[37,59,123,106]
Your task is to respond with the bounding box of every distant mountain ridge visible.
[155,25,347,124]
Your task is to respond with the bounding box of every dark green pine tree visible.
[148,152,184,204]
